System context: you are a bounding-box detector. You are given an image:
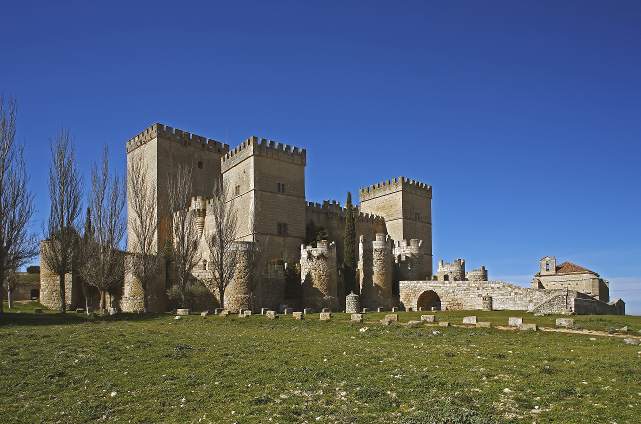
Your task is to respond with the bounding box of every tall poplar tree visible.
[343,192,357,295]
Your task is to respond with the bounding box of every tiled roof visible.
[555,261,595,274]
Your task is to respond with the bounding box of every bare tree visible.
[127,155,161,312]
[79,147,125,313]
[42,129,83,313]
[167,165,201,308]
[204,180,239,309]
[0,97,38,313]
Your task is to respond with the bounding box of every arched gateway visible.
[417,290,441,311]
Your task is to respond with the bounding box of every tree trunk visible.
[0,267,4,314]
[59,272,66,313]
[7,288,12,309]
[99,290,106,313]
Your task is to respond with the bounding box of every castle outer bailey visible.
[39,122,622,315]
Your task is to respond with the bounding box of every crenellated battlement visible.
[221,135,306,172]
[301,239,336,257]
[359,176,432,201]
[126,123,230,154]
[305,200,385,224]
[189,196,208,211]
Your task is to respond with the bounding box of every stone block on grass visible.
[555,318,574,329]
[200,311,209,317]
[421,314,437,323]
[320,312,332,321]
[176,309,190,316]
[508,317,523,327]
[266,310,278,319]
[406,320,422,328]
[476,321,492,328]
[462,316,477,325]
[519,323,537,331]
[303,308,313,314]
[351,313,363,323]
[438,321,450,327]
[384,314,398,323]
[293,312,304,320]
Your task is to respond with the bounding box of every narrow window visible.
[277,222,288,236]
[545,262,550,272]
[197,161,203,169]
[235,185,240,196]
[277,182,286,193]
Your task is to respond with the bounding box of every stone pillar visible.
[345,292,361,314]
[372,234,393,309]
[300,240,338,311]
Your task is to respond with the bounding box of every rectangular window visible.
[277,222,288,236]
[277,182,286,193]
[235,185,240,196]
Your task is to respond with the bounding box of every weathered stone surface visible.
[243,310,252,317]
[301,241,338,311]
[214,308,224,315]
[176,309,190,316]
[462,316,477,325]
[623,338,640,345]
[293,312,304,320]
[476,321,492,328]
[219,310,230,317]
[519,323,538,331]
[108,307,118,316]
[321,308,330,313]
[266,310,278,319]
[200,311,209,317]
[351,313,363,323]
[391,307,398,312]
[303,308,313,314]
[362,308,368,313]
[438,321,450,327]
[260,307,268,315]
[283,307,294,315]
[421,314,437,323]
[319,312,331,321]
[508,317,523,327]
[345,292,361,314]
[380,319,392,326]
[556,318,574,328]
[377,307,383,312]
[406,320,422,328]
[384,314,398,322]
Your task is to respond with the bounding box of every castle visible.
[38,123,625,315]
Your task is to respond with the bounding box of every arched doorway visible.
[417,290,441,311]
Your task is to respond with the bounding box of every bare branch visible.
[0,97,38,313]
[41,128,83,313]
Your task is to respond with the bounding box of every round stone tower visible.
[300,240,338,311]
[371,233,394,309]
[394,238,427,281]
[190,195,207,236]
[224,241,256,312]
[39,240,73,310]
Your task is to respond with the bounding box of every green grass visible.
[1,302,640,423]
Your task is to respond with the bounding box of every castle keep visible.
[39,122,624,315]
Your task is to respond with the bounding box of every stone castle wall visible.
[300,240,338,311]
[359,234,394,309]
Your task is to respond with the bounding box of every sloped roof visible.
[555,261,595,274]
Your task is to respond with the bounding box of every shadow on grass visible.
[0,311,168,327]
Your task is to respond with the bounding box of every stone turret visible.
[467,266,488,281]
[359,234,394,310]
[436,259,466,281]
[189,196,207,236]
[223,241,256,312]
[300,240,338,311]
[394,238,427,281]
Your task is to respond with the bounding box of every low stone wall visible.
[399,280,576,314]
[574,296,625,315]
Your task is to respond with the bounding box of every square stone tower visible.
[221,136,307,263]
[359,177,432,276]
[126,123,229,252]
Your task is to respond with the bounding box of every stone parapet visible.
[126,123,229,154]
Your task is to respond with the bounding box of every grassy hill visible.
[1,302,640,423]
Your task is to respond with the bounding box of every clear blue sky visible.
[2,1,640,313]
